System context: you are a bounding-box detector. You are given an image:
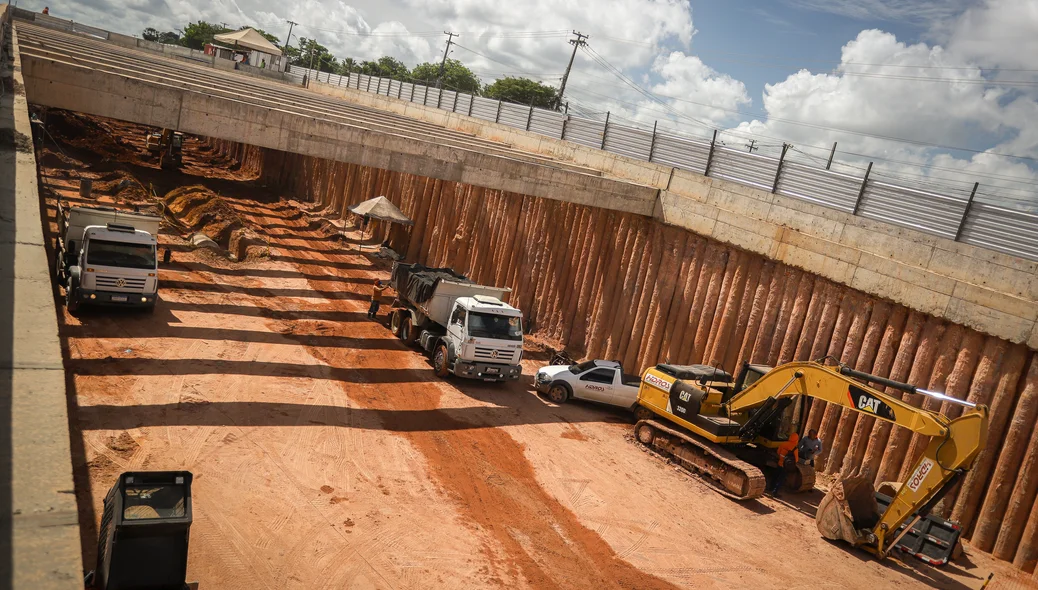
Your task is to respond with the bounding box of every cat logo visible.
[678,391,692,402]
[847,385,896,421]
[858,396,881,413]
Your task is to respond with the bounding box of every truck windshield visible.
[87,239,156,269]
[467,312,522,341]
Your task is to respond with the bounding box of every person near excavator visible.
[767,433,799,497]
[798,429,823,466]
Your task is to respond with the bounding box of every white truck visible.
[55,202,161,313]
[388,263,524,382]
[534,360,642,408]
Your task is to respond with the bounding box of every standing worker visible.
[798,429,823,466]
[368,279,386,319]
[767,432,799,497]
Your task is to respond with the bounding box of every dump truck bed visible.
[63,205,161,244]
[391,263,511,326]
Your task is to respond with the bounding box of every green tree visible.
[411,59,481,94]
[142,27,180,44]
[179,21,231,50]
[359,57,410,81]
[292,38,337,73]
[338,57,361,75]
[483,77,558,108]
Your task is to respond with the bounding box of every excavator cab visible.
[144,129,184,169]
[90,471,194,590]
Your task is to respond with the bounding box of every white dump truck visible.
[388,263,524,382]
[55,202,161,312]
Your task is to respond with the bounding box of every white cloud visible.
[730,2,1038,209]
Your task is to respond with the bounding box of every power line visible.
[452,43,546,80]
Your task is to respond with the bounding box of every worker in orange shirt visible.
[767,432,799,497]
[368,279,386,319]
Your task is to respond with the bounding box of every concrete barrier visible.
[1,22,83,589]
[107,31,137,49]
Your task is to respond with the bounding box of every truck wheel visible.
[390,311,403,337]
[65,278,81,314]
[55,252,65,283]
[402,317,418,345]
[547,383,570,404]
[433,344,451,378]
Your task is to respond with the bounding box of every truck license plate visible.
[486,367,500,374]
[111,295,127,302]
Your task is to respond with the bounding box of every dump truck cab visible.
[57,204,161,312]
[439,295,523,380]
[389,263,524,382]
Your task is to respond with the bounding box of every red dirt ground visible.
[34,112,1038,589]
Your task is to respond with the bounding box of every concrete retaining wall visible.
[1,19,83,589]
[307,81,1038,350]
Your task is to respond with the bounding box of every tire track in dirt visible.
[232,203,683,590]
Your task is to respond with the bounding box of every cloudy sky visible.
[23,0,1038,208]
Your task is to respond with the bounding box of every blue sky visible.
[688,0,926,105]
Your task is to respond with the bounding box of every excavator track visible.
[635,419,767,501]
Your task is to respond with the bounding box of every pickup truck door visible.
[577,368,616,403]
[610,371,639,407]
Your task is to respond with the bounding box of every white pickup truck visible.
[534,360,641,408]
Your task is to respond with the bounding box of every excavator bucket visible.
[816,472,880,546]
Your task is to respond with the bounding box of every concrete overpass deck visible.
[14,21,659,215]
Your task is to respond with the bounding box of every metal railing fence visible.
[309,69,1038,262]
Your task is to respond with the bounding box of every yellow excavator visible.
[145,129,184,169]
[633,359,987,563]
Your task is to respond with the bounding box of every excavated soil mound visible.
[164,186,267,260]
[41,109,142,163]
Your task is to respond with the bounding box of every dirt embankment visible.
[207,136,1038,574]
[163,186,269,261]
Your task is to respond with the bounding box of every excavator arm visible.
[724,361,988,557]
[724,361,950,437]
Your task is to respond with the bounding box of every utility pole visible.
[826,141,838,170]
[746,139,758,153]
[435,32,457,89]
[555,31,588,111]
[282,20,296,54]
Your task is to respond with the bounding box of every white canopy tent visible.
[212,29,284,70]
[212,29,283,55]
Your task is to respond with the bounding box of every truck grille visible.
[95,275,147,291]
[474,346,516,363]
